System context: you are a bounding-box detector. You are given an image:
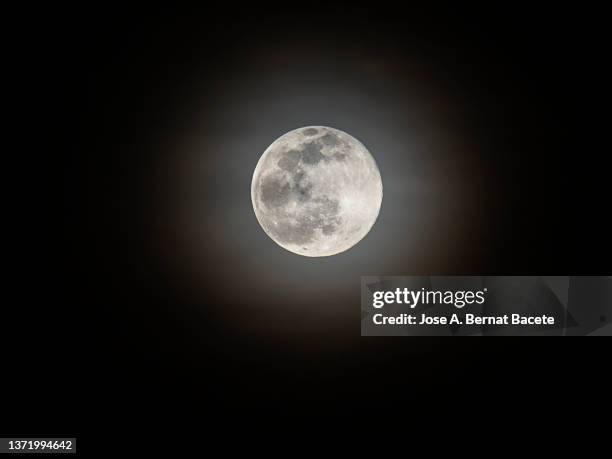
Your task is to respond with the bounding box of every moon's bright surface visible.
[251,126,383,257]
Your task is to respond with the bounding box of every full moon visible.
[251,126,383,257]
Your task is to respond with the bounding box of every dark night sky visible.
[5,2,610,443]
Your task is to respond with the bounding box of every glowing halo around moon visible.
[251,126,383,257]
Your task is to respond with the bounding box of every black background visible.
[5,1,610,448]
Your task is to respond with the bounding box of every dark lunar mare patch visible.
[293,172,312,202]
[277,134,349,173]
[321,223,337,235]
[320,132,340,147]
[301,142,326,164]
[260,176,290,209]
[302,128,318,136]
[277,150,300,171]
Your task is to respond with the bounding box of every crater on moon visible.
[251,126,383,257]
